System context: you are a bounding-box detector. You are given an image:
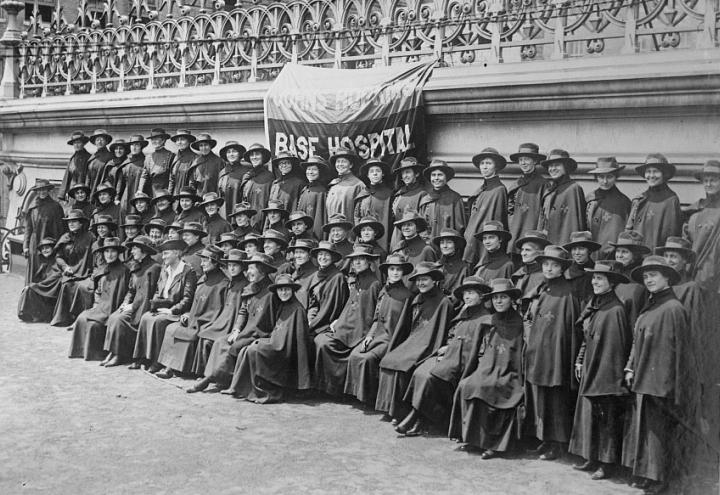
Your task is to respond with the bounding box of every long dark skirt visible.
[191,338,215,376]
[569,395,629,464]
[50,280,82,326]
[204,338,251,386]
[68,314,108,361]
[622,394,678,482]
[18,286,56,322]
[133,312,178,363]
[68,279,94,317]
[525,383,574,443]
[375,369,411,419]
[403,358,454,424]
[157,325,198,374]
[459,399,517,452]
[229,345,284,404]
[104,309,137,359]
[344,341,388,405]
[314,333,353,396]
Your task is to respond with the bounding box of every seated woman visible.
[68,238,131,361]
[276,238,318,309]
[103,236,161,367]
[260,229,289,272]
[132,239,198,372]
[472,221,515,281]
[285,210,317,245]
[322,214,354,271]
[351,215,387,267]
[262,200,290,239]
[448,278,524,459]
[151,189,176,226]
[375,262,454,421]
[307,241,348,337]
[199,192,231,244]
[344,254,414,406]
[18,237,60,322]
[90,182,121,225]
[179,221,207,277]
[155,246,227,379]
[314,245,381,396]
[432,228,469,306]
[68,183,93,218]
[395,276,491,437]
[389,157,427,249]
[226,274,312,403]
[229,202,260,241]
[174,187,205,225]
[391,211,437,289]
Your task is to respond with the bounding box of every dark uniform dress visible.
[354,183,393,251]
[449,309,524,451]
[60,148,91,200]
[232,225,260,243]
[463,176,508,266]
[183,242,204,278]
[404,303,489,425]
[537,174,587,245]
[622,288,695,483]
[391,236,437,290]
[115,153,145,218]
[169,148,198,197]
[241,164,274,230]
[326,174,365,223]
[508,169,549,255]
[99,156,125,187]
[569,291,632,464]
[133,262,198,364]
[685,192,720,293]
[473,250,515,283]
[48,231,96,326]
[524,276,581,444]
[139,147,175,195]
[203,213,232,245]
[22,194,65,284]
[314,269,381,396]
[68,259,131,361]
[390,182,427,249]
[174,206,205,228]
[376,285,454,418]
[418,185,466,239]
[154,205,177,226]
[565,260,595,306]
[229,295,312,403]
[17,253,60,322]
[307,265,349,337]
[615,261,647,328]
[85,146,114,193]
[269,172,307,214]
[438,252,469,306]
[277,260,317,309]
[158,267,227,374]
[218,161,252,219]
[188,152,223,196]
[297,181,328,241]
[511,260,545,315]
[91,202,121,226]
[103,256,161,360]
[586,186,631,260]
[345,280,413,405]
[626,183,682,251]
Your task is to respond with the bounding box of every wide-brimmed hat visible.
[346,244,380,260]
[393,210,428,232]
[360,158,391,179]
[92,214,117,230]
[190,133,217,151]
[219,141,247,160]
[271,151,301,171]
[222,248,247,264]
[109,139,130,154]
[423,159,455,181]
[432,228,467,251]
[541,149,578,174]
[165,220,184,233]
[151,189,173,204]
[157,239,187,252]
[329,146,360,168]
[269,273,301,293]
[514,230,551,250]
[535,245,573,267]
[179,221,208,238]
[655,237,696,263]
[260,229,289,248]
[588,156,625,175]
[229,202,257,218]
[175,186,200,203]
[285,210,314,230]
[563,231,601,252]
[474,221,512,243]
[67,183,91,198]
[300,155,332,181]
[287,238,317,252]
[485,278,522,299]
[238,233,262,249]
[120,215,143,229]
[67,131,90,146]
[609,231,651,255]
[62,209,89,224]
[125,235,158,255]
[631,255,681,286]
[215,232,239,248]
[243,143,272,164]
[92,182,116,200]
[242,252,278,273]
[584,261,629,285]
[89,129,112,145]
[30,178,55,192]
[130,191,152,206]
[144,217,167,234]
[408,261,444,282]
[323,213,354,233]
[94,237,123,254]
[127,134,149,148]
[311,240,343,263]
[198,246,224,263]
[379,253,414,275]
[352,215,385,238]
[453,275,491,300]
[38,237,57,250]
[170,129,197,143]
[472,147,508,171]
[694,159,720,182]
[199,192,224,208]
[635,153,676,181]
[147,128,171,141]
[510,143,546,163]
[393,156,424,175]
[262,200,289,218]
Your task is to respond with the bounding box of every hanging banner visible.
[264,61,435,167]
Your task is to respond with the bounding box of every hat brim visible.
[199,197,225,208]
[63,216,90,224]
[94,244,123,254]
[229,209,258,218]
[583,268,629,285]
[310,247,343,263]
[631,264,681,286]
[158,240,187,252]
[392,163,424,175]
[150,195,173,204]
[329,152,360,168]
[514,236,551,250]
[535,255,572,267]
[171,134,197,143]
[220,144,247,159]
[92,221,118,230]
[127,140,149,148]
[243,148,272,164]
[31,183,56,192]
[175,194,200,203]
[509,152,547,163]
[190,139,218,151]
[89,134,113,145]
[259,237,288,248]
[474,230,512,243]
[635,163,676,181]
[563,240,601,252]
[147,133,171,141]
[541,157,578,173]
[269,281,301,293]
[359,162,391,179]
[144,224,165,234]
[352,221,385,239]
[286,216,314,230]
[271,156,301,169]
[609,243,652,255]
[67,136,90,145]
[393,217,429,232]
[472,153,508,171]
[125,242,158,255]
[242,260,278,273]
[323,221,354,233]
[408,270,444,282]
[93,188,117,198]
[484,288,522,300]
[179,228,208,238]
[346,252,381,260]
[262,207,290,217]
[453,282,491,300]
[379,261,413,275]
[655,246,696,263]
[423,165,455,181]
[432,234,467,251]
[587,166,625,175]
[120,222,143,229]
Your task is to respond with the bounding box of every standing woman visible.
[297,156,332,241]
[269,151,307,214]
[217,141,250,219]
[85,129,114,193]
[449,278,524,459]
[585,157,631,259]
[173,187,205,225]
[187,133,222,196]
[463,147,508,267]
[537,149,587,245]
[507,143,548,257]
[115,135,147,219]
[354,158,393,251]
[622,256,695,494]
[17,237,60,322]
[610,231,651,327]
[241,143,274,230]
[472,221,515,282]
[569,262,632,481]
[685,160,720,293]
[432,228,469,306]
[101,138,129,187]
[389,157,428,249]
[90,182,120,225]
[375,262,454,421]
[168,129,198,197]
[151,189,176,226]
[67,185,93,221]
[306,241,349,337]
[418,160,466,240]
[626,153,682,251]
[22,179,65,285]
[59,131,92,201]
[326,146,366,223]
[138,128,175,195]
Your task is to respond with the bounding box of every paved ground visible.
[0,272,716,494]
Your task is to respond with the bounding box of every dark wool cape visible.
[389,182,428,249]
[626,183,682,251]
[537,175,587,245]
[586,185,631,259]
[241,165,274,229]
[307,265,349,336]
[297,182,328,241]
[686,193,720,293]
[507,169,548,254]
[418,185,466,239]
[463,176,508,266]
[22,195,65,284]
[218,161,252,218]
[354,183,393,251]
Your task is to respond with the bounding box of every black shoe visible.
[156,368,174,379]
[539,444,560,461]
[591,465,608,480]
[187,378,211,394]
[405,419,425,437]
[573,460,597,472]
[128,362,141,370]
[527,441,548,454]
[480,450,497,460]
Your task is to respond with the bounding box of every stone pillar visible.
[0,0,24,98]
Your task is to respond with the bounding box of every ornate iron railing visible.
[3,0,719,98]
